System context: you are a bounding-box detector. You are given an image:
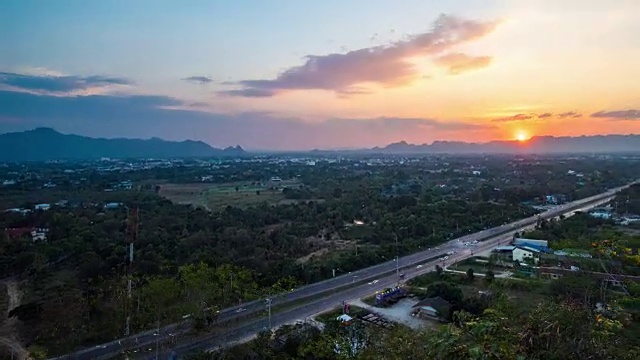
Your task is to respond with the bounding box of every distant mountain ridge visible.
[1,129,638,161]
[367,135,640,154]
[0,128,246,161]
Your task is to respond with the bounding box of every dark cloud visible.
[182,76,213,84]
[0,89,491,150]
[538,112,553,118]
[432,53,492,75]
[590,109,640,120]
[223,14,499,97]
[0,72,130,93]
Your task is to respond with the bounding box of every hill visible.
[0,128,246,161]
[371,135,640,154]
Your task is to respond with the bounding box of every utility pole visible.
[125,207,139,338]
[230,272,234,302]
[395,233,399,278]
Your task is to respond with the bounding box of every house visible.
[34,203,51,211]
[31,228,49,242]
[412,296,451,321]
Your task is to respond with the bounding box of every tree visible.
[485,270,495,283]
[426,282,463,305]
[435,264,443,276]
[466,268,475,282]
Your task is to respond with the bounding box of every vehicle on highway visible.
[416,265,423,269]
[235,307,247,313]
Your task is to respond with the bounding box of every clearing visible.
[159,179,304,209]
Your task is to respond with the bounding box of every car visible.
[372,279,379,284]
[444,256,449,260]
[416,265,423,269]
[235,307,247,313]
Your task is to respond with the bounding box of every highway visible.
[49,182,635,360]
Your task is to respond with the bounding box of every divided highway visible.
[50,182,635,360]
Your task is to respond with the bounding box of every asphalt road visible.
[49,182,635,360]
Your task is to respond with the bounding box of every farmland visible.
[159,179,303,209]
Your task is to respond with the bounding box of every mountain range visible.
[0,128,638,161]
[0,128,246,161]
[367,135,640,154]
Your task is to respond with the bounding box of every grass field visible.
[159,180,303,209]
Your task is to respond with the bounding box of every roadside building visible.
[512,247,538,264]
[513,238,548,248]
[411,296,451,321]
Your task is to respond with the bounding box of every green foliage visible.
[484,270,495,283]
[466,268,475,282]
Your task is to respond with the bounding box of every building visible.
[104,202,123,210]
[4,227,49,242]
[513,238,548,248]
[512,247,538,264]
[34,203,51,211]
[590,209,612,219]
[412,296,451,321]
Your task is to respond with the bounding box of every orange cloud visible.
[491,111,583,123]
[222,14,500,97]
[433,53,492,75]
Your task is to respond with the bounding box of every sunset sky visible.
[1,0,639,150]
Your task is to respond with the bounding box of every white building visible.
[35,203,51,211]
[512,247,539,264]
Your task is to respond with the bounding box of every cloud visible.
[0,72,130,94]
[223,14,500,97]
[590,109,640,120]
[182,76,213,84]
[558,111,582,118]
[432,53,492,75]
[492,111,583,123]
[0,89,492,150]
[491,113,535,123]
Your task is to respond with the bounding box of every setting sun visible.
[515,131,529,142]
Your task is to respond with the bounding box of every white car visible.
[416,265,423,269]
[372,279,379,284]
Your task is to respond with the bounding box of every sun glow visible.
[515,130,529,142]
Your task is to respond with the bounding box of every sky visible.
[0,0,639,150]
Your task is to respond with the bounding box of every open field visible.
[159,180,305,209]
